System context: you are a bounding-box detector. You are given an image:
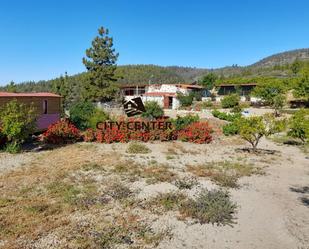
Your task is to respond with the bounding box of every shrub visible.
[69,102,95,130]
[177,92,194,107]
[221,94,240,108]
[212,110,241,122]
[180,189,237,225]
[126,142,151,154]
[222,123,239,136]
[0,100,37,152]
[236,114,286,151]
[141,101,164,119]
[288,109,309,143]
[174,177,198,189]
[43,120,80,144]
[177,122,212,144]
[191,91,202,101]
[201,100,213,109]
[88,108,109,129]
[231,105,243,113]
[170,114,199,130]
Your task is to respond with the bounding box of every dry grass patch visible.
[187,161,262,188]
[126,142,151,154]
[144,192,187,213]
[113,161,178,184]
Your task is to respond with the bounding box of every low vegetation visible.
[221,94,240,108]
[126,142,151,154]
[141,101,164,119]
[180,189,237,226]
[174,176,198,189]
[187,161,261,188]
[0,100,37,153]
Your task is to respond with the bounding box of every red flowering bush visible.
[43,120,80,144]
[82,128,96,142]
[177,122,213,144]
[83,117,212,144]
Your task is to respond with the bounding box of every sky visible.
[0,0,308,85]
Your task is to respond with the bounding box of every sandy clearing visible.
[0,138,308,249]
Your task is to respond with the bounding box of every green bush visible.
[201,100,213,109]
[69,102,95,130]
[288,109,309,143]
[221,94,240,108]
[223,123,239,136]
[191,91,202,101]
[88,108,109,129]
[0,100,37,152]
[141,101,164,119]
[180,189,237,225]
[176,92,194,107]
[170,114,199,130]
[231,105,243,113]
[212,110,241,122]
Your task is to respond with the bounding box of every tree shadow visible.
[290,186,309,208]
[235,148,279,155]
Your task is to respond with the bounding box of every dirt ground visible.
[0,136,308,249]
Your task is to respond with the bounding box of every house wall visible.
[0,96,61,130]
[140,96,164,107]
[147,85,189,94]
[0,96,61,115]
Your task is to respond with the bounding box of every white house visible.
[121,84,206,109]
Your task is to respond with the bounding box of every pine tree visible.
[52,72,69,110]
[82,27,119,102]
[6,81,17,92]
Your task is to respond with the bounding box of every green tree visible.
[6,81,17,93]
[141,101,164,119]
[253,81,286,109]
[52,72,70,111]
[288,109,309,143]
[82,26,119,102]
[236,114,286,151]
[293,67,309,101]
[290,58,302,75]
[176,92,194,107]
[0,100,37,152]
[273,94,286,116]
[199,73,217,90]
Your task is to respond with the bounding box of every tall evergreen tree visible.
[52,72,70,111]
[82,27,119,102]
[6,81,17,92]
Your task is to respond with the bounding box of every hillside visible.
[250,48,309,68]
[1,48,308,93]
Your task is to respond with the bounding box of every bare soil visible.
[0,137,308,249]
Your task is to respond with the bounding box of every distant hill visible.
[250,48,309,68]
[1,48,308,93]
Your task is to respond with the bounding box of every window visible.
[43,100,48,114]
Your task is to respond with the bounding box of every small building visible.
[215,83,259,102]
[0,92,62,130]
[121,84,206,109]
